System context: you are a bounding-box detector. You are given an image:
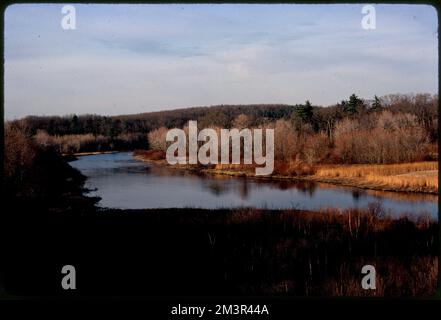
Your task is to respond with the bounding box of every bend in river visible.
[70,152,438,218]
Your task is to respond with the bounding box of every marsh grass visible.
[314,162,438,193]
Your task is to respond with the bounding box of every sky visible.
[4,4,438,119]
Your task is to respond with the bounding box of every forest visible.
[7,93,438,162]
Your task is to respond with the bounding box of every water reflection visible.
[352,190,362,202]
[206,181,229,196]
[70,152,438,218]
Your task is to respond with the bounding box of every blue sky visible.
[4,4,438,119]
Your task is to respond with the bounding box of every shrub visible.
[334,111,429,164]
[148,127,168,151]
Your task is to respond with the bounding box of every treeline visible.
[11,93,438,138]
[34,130,148,154]
[7,93,438,161]
[11,104,296,136]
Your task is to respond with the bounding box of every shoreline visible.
[133,154,438,195]
[63,150,120,157]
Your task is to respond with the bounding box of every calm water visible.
[71,152,438,218]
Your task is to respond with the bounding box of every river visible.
[70,152,438,218]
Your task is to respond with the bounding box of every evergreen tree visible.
[70,114,80,134]
[371,95,383,112]
[296,100,313,123]
[345,94,362,116]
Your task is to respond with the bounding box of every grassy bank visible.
[133,150,438,194]
[312,162,438,194]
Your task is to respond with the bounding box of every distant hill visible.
[9,93,438,138]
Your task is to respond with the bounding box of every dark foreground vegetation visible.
[4,122,99,211]
[3,206,438,296]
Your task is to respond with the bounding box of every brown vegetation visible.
[78,206,437,297]
[4,123,98,209]
[134,96,438,193]
[333,112,432,164]
[8,204,437,296]
[147,126,168,151]
[222,206,439,296]
[4,122,38,197]
[10,93,437,164]
[33,130,147,154]
[133,149,166,161]
[314,162,438,193]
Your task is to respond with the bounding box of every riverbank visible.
[63,150,119,157]
[133,150,438,195]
